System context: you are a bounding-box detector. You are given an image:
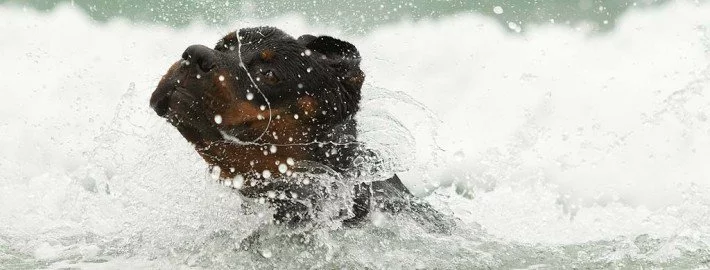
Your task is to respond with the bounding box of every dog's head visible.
[150,26,365,181]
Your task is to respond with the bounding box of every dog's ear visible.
[297,35,364,102]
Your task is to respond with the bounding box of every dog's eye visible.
[215,32,239,51]
[261,70,279,84]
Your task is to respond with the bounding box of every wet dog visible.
[150,26,446,228]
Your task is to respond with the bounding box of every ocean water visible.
[2,1,710,269]
[0,0,676,34]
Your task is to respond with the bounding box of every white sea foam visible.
[359,2,710,244]
[1,2,710,268]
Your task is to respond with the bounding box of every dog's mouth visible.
[151,66,268,145]
[161,93,221,145]
[172,85,196,100]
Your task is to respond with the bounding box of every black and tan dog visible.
[150,26,445,228]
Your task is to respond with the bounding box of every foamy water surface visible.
[2,2,710,269]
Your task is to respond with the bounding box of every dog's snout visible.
[150,87,171,117]
[182,45,218,73]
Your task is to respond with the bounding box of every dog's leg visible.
[342,183,371,226]
[271,199,311,225]
[371,174,456,233]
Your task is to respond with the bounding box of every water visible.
[2,1,710,269]
[1,0,682,34]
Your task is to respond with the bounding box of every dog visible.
[150,26,448,228]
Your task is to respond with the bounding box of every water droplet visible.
[508,21,521,33]
[214,114,222,124]
[306,67,312,73]
[260,105,266,111]
[286,158,295,166]
[297,83,304,89]
[246,92,254,100]
[233,175,244,189]
[293,114,299,119]
[210,166,221,180]
[493,6,503,14]
[196,74,201,79]
[269,145,277,153]
[304,49,312,56]
[303,178,310,185]
[262,170,271,179]
[278,164,288,173]
[219,75,225,81]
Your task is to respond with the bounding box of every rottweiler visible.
[150,26,445,228]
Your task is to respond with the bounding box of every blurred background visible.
[3,0,683,34]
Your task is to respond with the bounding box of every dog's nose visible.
[182,45,218,72]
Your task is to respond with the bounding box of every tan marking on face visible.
[260,49,275,61]
[181,67,321,186]
[196,98,318,184]
[247,111,313,144]
[297,96,318,118]
[219,100,285,126]
[197,117,314,187]
[203,70,236,115]
[197,142,311,186]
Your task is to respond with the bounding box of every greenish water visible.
[1,0,680,33]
